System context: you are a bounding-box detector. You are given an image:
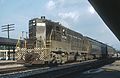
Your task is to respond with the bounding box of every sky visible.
[0,0,120,50]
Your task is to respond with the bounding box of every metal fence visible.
[16,48,46,61]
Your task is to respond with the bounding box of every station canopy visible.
[88,0,120,41]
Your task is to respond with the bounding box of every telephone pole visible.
[1,24,15,39]
[1,24,15,60]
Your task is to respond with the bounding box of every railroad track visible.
[0,59,114,78]
[0,60,96,75]
[0,63,42,74]
[0,67,28,74]
[0,65,45,74]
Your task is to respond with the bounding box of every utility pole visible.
[1,24,15,60]
[1,24,15,39]
[21,31,28,48]
[26,32,28,39]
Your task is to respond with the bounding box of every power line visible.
[1,24,15,39]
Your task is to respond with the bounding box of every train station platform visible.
[0,60,16,65]
[102,60,120,71]
[0,64,23,70]
[63,59,120,78]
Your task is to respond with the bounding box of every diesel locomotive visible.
[16,16,116,65]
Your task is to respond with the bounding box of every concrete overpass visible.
[88,0,120,41]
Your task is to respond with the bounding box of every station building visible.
[0,37,18,60]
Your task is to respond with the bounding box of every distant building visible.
[0,37,18,60]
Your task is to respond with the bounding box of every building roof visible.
[0,37,18,45]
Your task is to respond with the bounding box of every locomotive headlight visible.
[32,20,36,26]
[33,23,35,26]
[62,29,66,36]
[62,53,65,56]
[32,20,35,23]
[63,29,65,32]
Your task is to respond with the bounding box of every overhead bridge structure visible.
[88,0,120,41]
